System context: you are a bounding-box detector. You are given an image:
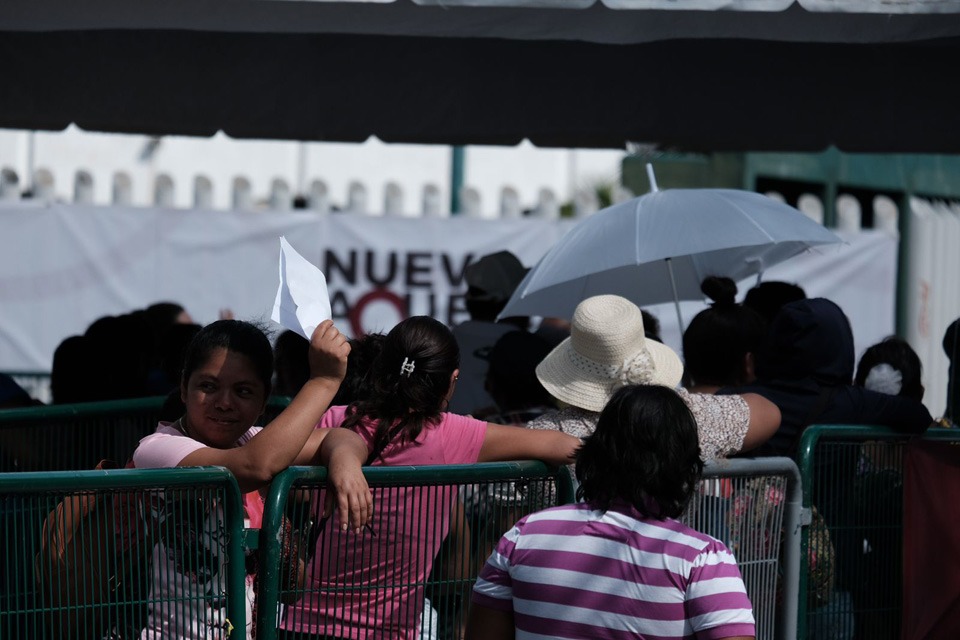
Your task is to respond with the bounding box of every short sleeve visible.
[133,423,262,469]
[685,540,756,639]
[438,412,487,464]
[471,522,522,612]
[680,390,750,461]
[134,429,206,469]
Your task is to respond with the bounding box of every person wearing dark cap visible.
[448,251,530,417]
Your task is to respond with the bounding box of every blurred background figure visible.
[448,251,529,417]
[943,317,960,424]
[483,331,556,426]
[855,336,925,402]
[273,330,311,398]
[683,276,766,393]
[743,280,807,327]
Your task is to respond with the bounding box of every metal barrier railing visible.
[0,457,803,640]
[256,461,575,640]
[0,466,247,640]
[0,396,292,472]
[796,425,960,640]
[684,457,802,640]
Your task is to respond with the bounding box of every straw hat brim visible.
[536,337,684,413]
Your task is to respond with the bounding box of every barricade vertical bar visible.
[255,466,305,640]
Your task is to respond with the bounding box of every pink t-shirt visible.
[282,405,488,640]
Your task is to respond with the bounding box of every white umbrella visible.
[500,166,844,330]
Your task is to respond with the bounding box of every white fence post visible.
[308,179,330,214]
[74,170,95,204]
[460,187,481,218]
[384,182,404,216]
[873,195,899,233]
[573,188,599,218]
[533,187,559,220]
[422,184,442,217]
[154,174,175,208]
[836,194,862,232]
[499,186,521,219]
[232,176,253,211]
[347,181,368,214]
[798,193,824,225]
[0,168,20,201]
[194,175,214,209]
[270,178,291,211]
[33,168,55,202]
[112,172,133,206]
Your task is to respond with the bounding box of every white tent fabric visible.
[904,198,960,422]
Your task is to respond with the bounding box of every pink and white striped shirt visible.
[473,502,755,640]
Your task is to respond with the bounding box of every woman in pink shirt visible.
[133,319,372,639]
[280,316,581,640]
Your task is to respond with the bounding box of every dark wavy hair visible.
[181,319,274,396]
[855,336,924,401]
[576,385,703,519]
[683,276,766,388]
[341,316,460,460]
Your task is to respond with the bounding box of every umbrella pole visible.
[665,257,685,333]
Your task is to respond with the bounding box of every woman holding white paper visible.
[132,318,372,640]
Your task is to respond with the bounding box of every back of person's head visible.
[756,297,854,386]
[743,281,807,326]
[464,251,528,322]
[945,318,960,421]
[145,301,192,328]
[485,331,555,413]
[273,330,310,397]
[332,332,386,406]
[181,320,273,395]
[51,335,96,404]
[344,316,460,447]
[640,309,662,343]
[83,312,153,400]
[576,385,703,519]
[855,336,924,401]
[682,276,766,388]
[157,322,202,393]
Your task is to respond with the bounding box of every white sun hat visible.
[535,294,684,413]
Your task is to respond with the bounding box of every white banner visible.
[0,203,573,371]
[0,203,897,387]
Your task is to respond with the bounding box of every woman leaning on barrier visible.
[278,315,582,640]
[132,319,373,640]
[467,384,756,640]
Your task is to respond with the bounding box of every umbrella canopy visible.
[499,188,843,321]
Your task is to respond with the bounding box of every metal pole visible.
[666,257,685,333]
[450,145,465,215]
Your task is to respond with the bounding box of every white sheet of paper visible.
[271,236,332,340]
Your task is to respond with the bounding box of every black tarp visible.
[2,1,960,151]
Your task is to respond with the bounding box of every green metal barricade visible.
[0,396,292,472]
[683,457,802,640]
[0,466,247,639]
[255,462,575,640]
[796,425,960,640]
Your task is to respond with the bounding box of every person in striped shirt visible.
[467,384,756,640]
